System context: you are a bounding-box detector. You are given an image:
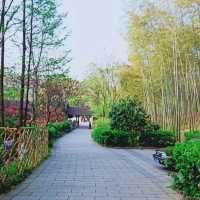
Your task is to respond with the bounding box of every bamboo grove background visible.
[83,0,200,141]
[127,0,200,139]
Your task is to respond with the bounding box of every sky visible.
[59,0,129,80]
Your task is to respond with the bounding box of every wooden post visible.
[89,118,91,129]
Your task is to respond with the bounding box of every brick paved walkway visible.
[1,128,181,200]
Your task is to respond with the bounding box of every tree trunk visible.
[20,0,26,126]
[33,31,44,120]
[25,0,34,124]
[0,0,6,127]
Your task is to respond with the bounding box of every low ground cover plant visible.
[184,131,200,142]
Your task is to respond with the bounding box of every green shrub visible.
[48,121,72,136]
[47,120,72,147]
[173,142,200,198]
[109,97,151,135]
[92,127,111,144]
[162,146,176,170]
[104,130,129,147]
[51,122,63,131]
[92,127,138,147]
[140,130,175,147]
[62,121,72,132]
[163,146,174,156]
[48,126,59,138]
[184,131,200,142]
[94,118,110,129]
[93,97,174,148]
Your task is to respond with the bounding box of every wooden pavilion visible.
[67,106,92,128]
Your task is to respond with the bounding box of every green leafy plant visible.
[48,126,58,138]
[172,142,200,198]
[62,121,72,132]
[109,97,152,136]
[94,118,110,129]
[140,130,175,147]
[92,97,174,148]
[7,161,18,177]
[184,131,200,142]
[162,146,176,170]
[48,120,72,147]
[92,127,138,147]
[0,161,22,193]
[163,146,174,156]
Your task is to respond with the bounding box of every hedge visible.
[140,130,176,147]
[92,128,175,148]
[172,142,200,199]
[163,146,176,170]
[48,120,72,147]
[92,127,138,147]
[162,141,200,198]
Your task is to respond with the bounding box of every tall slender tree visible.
[25,0,34,123]
[19,0,26,126]
[0,0,6,127]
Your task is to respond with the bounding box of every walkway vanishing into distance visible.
[1,127,181,200]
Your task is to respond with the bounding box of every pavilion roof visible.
[67,106,92,116]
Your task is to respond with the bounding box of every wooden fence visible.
[0,126,48,189]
